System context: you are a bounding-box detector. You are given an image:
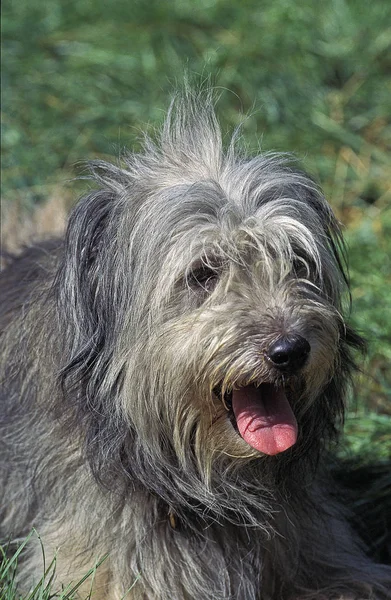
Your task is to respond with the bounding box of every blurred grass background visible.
[2,0,391,461]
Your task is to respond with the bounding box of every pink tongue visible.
[232,384,298,455]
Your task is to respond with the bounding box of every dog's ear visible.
[59,188,116,324]
[55,182,126,403]
[54,175,136,482]
[293,174,353,308]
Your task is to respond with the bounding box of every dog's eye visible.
[292,257,313,279]
[187,265,219,294]
[292,258,307,278]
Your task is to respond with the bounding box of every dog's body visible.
[1,91,391,599]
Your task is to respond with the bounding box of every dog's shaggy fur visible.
[1,90,391,599]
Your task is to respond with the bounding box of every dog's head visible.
[56,90,363,518]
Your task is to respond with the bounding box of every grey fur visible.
[1,89,390,599]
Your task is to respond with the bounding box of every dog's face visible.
[118,174,345,467]
[58,94,361,515]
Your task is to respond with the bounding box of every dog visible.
[1,89,391,599]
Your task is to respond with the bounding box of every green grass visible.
[0,531,107,600]
[3,0,391,204]
[347,209,391,412]
[0,531,143,600]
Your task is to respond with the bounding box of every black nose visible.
[266,335,310,372]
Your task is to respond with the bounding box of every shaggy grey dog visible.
[1,90,391,600]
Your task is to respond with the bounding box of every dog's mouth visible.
[217,383,298,456]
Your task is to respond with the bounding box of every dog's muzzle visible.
[216,337,310,457]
